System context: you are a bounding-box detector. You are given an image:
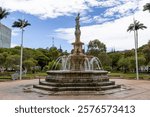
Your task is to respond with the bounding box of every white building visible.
[0,23,11,48]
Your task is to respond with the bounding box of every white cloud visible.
[85,0,121,7]
[55,3,150,51]
[93,16,111,23]
[80,16,93,24]
[0,0,144,20]
[11,43,19,48]
[104,0,139,17]
[80,15,112,24]
[98,0,121,7]
[0,0,90,19]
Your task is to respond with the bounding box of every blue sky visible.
[1,0,150,52]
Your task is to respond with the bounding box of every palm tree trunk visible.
[134,30,139,80]
[20,28,24,80]
[0,21,2,48]
[136,31,138,49]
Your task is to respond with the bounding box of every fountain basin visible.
[46,70,108,83]
[33,69,120,93]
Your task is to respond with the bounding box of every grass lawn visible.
[22,72,47,79]
[109,72,150,80]
[0,71,150,81]
[0,72,47,81]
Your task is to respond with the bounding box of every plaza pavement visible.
[0,78,150,100]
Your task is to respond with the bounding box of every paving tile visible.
[0,79,150,100]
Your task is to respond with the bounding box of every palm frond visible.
[0,7,9,20]
[127,24,134,32]
[127,20,147,32]
[12,19,31,29]
[143,3,150,12]
[12,21,21,28]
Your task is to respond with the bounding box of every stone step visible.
[50,88,122,95]
[32,88,123,95]
[33,85,57,91]
[40,81,115,87]
[33,85,100,91]
[33,84,120,92]
[45,77,109,83]
[101,85,121,90]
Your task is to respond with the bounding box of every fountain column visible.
[71,13,85,71]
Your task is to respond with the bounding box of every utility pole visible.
[52,37,54,47]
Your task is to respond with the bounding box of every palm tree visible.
[143,3,150,12]
[12,19,31,80]
[0,7,9,48]
[127,20,147,48]
[127,19,147,80]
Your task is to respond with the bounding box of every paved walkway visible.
[0,78,150,100]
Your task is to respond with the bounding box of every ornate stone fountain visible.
[33,13,121,95]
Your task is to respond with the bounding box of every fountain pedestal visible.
[70,54,86,71]
[33,70,121,95]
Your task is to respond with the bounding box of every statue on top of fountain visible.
[75,13,80,30]
[72,13,84,55]
[75,13,81,43]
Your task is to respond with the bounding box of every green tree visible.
[1,52,8,70]
[87,39,110,69]
[12,19,31,80]
[23,58,37,72]
[117,57,130,73]
[37,48,50,58]
[143,41,150,64]
[35,54,49,70]
[108,52,122,70]
[10,47,20,55]
[124,50,134,58]
[49,47,60,61]
[0,7,9,48]
[98,52,111,70]
[143,3,150,12]
[5,55,20,70]
[87,39,106,56]
[129,56,146,72]
[23,48,36,60]
[0,53,5,67]
[138,56,146,67]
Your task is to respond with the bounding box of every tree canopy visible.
[0,7,9,21]
[127,20,147,32]
[12,19,31,29]
[143,3,150,12]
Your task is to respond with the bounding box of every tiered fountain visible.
[33,13,121,95]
